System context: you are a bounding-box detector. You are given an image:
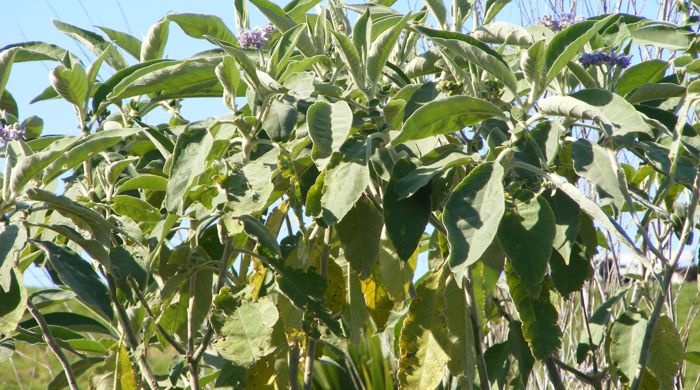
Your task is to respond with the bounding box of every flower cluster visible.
[0,125,25,146]
[540,13,585,31]
[578,50,632,69]
[237,24,275,50]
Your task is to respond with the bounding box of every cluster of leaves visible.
[0,0,699,389]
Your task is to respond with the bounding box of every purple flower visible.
[0,124,25,146]
[237,24,275,50]
[540,13,585,31]
[578,50,632,69]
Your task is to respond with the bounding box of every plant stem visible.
[463,274,489,389]
[303,227,332,390]
[544,357,566,390]
[187,274,200,390]
[629,168,700,390]
[288,340,300,390]
[26,301,80,390]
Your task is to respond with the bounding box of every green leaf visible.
[0,224,27,292]
[165,126,214,214]
[0,47,18,101]
[52,19,127,70]
[497,194,555,295]
[140,19,169,61]
[521,39,546,99]
[631,23,694,51]
[570,88,653,137]
[249,0,315,56]
[96,26,142,60]
[215,55,240,109]
[625,83,686,105]
[537,95,607,123]
[43,128,138,185]
[47,358,103,390]
[269,24,305,77]
[19,312,111,334]
[92,59,173,113]
[685,351,700,366]
[320,161,370,224]
[307,100,353,168]
[115,174,167,193]
[32,223,110,268]
[443,162,505,277]
[213,297,279,367]
[615,59,668,96]
[367,14,411,88]
[571,139,626,209]
[383,158,431,261]
[506,264,561,359]
[422,0,447,27]
[545,190,580,263]
[33,241,113,320]
[108,58,220,101]
[473,22,533,46]
[607,309,648,383]
[484,0,511,24]
[224,159,274,217]
[49,63,87,108]
[395,145,476,199]
[549,245,591,297]
[0,268,26,336]
[111,195,162,223]
[647,315,683,389]
[330,30,365,90]
[337,196,383,279]
[398,270,450,389]
[4,41,80,64]
[167,13,237,43]
[392,96,505,145]
[545,15,616,85]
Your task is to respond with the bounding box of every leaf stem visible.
[463,274,489,389]
[26,301,80,390]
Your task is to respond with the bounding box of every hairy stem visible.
[464,275,489,389]
[26,301,80,390]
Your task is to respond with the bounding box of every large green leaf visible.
[42,128,138,185]
[0,225,26,292]
[320,161,370,224]
[96,26,141,60]
[506,265,561,360]
[545,190,580,263]
[224,159,275,217]
[383,158,431,261]
[571,139,626,209]
[607,310,648,383]
[443,162,505,277]
[0,48,18,101]
[367,14,411,89]
[108,58,220,100]
[647,315,683,389]
[537,95,607,123]
[140,19,169,61]
[167,13,237,43]
[49,64,87,108]
[545,15,616,85]
[165,126,214,214]
[307,101,353,168]
[0,269,26,336]
[549,245,591,297]
[397,270,450,389]
[115,174,168,193]
[521,39,546,99]
[337,196,383,279]
[330,30,365,90]
[570,88,653,138]
[52,20,127,70]
[473,22,533,46]
[392,96,505,145]
[8,145,67,198]
[111,195,162,223]
[213,297,279,367]
[497,194,555,295]
[33,241,113,320]
[615,59,668,96]
[631,23,694,51]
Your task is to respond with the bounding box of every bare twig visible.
[26,301,80,390]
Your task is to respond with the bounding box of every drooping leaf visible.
[0,224,26,292]
[213,297,279,367]
[0,268,26,336]
[96,26,142,60]
[337,196,383,279]
[549,245,591,297]
[320,161,369,224]
[506,264,561,360]
[615,59,668,96]
[33,241,113,320]
[111,195,162,223]
[646,315,683,389]
[631,23,694,51]
[307,100,353,168]
[570,88,653,137]
[52,19,127,70]
[570,138,626,209]
[167,13,237,43]
[383,158,431,261]
[497,194,555,295]
[140,19,169,62]
[397,270,450,389]
[545,190,580,263]
[392,96,505,145]
[165,126,214,214]
[473,22,533,46]
[443,162,505,277]
[537,95,607,124]
[607,309,648,383]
